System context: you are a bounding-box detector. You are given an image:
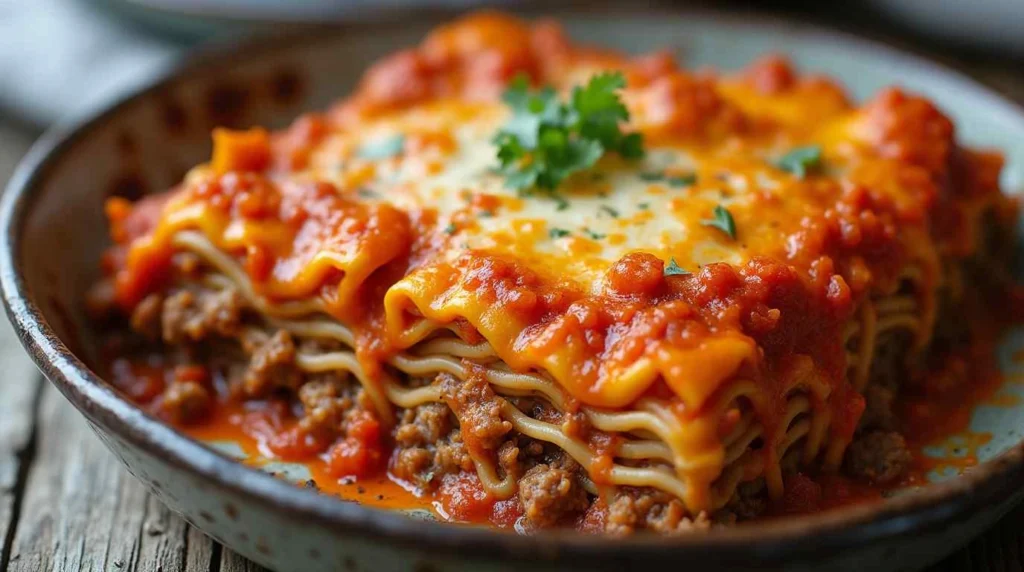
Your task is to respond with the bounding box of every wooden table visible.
[0,39,1022,572]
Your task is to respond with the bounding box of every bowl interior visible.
[12,8,1024,531]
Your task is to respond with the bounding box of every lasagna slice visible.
[90,12,1018,534]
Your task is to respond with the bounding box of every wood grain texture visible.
[0,124,44,570]
[220,549,269,572]
[185,528,220,572]
[5,384,221,572]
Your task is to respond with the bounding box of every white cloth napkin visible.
[0,0,190,126]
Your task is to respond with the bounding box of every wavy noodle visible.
[851,300,877,392]
[171,230,931,515]
[413,338,497,360]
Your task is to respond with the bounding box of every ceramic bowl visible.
[3,8,1024,572]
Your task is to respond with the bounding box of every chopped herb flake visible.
[553,195,570,211]
[358,134,405,160]
[599,205,620,218]
[663,258,690,276]
[582,228,606,240]
[479,209,494,218]
[702,205,737,239]
[356,188,378,198]
[549,227,571,239]
[637,202,650,210]
[442,223,457,235]
[640,171,664,182]
[667,174,697,188]
[776,145,822,178]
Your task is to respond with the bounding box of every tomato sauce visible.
[93,11,1021,530]
[104,332,1015,528]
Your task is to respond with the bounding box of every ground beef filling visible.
[390,375,592,529]
[160,379,211,424]
[440,370,512,451]
[844,431,913,483]
[241,329,303,396]
[119,284,919,531]
[158,288,244,344]
[391,402,474,489]
[604,488,711,535]
[841,324,913,487]
[518,462,589,528]
[296,374,357,443]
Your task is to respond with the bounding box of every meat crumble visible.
[101,282,927,533]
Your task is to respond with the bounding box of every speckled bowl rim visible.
[3,6,1024,567]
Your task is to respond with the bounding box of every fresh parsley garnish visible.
[702,205,737,239]
[549,227,571,239]
[640,171,664,182]
[776,145,822,178]
[599,205,620,218]
[667,174,697,188]
[493,72,644,193]
[637,202,650,210]
[358,134,405,160]
[357,187,378,198]
[442,223,457,235]
[479,209,494,218]
[582,228,606,240]
[663,258,690,276]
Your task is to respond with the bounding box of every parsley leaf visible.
[640,171,664,182]
[442,223,457,235]
[582,228,606,240]
[776,145,822,178]
[619,133,646,160]
[549,227,571,239]
[572,72,644,159]
[637,202,650,210]
[358,134,405,160]
[494,72,644,193]
[599,205,620,218]
[664,258,690,276]
[702,205,737,239]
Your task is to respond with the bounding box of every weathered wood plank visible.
[0,123,46,570]
[6,383,216,572]
[184,528,218,572]
[220,549,268,572]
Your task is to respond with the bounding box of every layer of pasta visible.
[89,12,1019,533]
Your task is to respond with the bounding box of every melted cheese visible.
[106,11,1008,419]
